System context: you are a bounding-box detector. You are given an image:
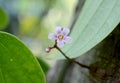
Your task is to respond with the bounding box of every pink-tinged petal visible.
[64,36,72,43]
[62,28,70,36]
[48,33,57,40]
[55,26,62,34]
[57,40,64,48]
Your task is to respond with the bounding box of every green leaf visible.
[37,57,50,74]
[0,32,46,83]
[0,8,9,29]
[56,0,120,59]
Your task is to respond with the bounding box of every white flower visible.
[48,26,72,48]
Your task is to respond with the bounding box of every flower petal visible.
[55,26,62,34]
[62,28,70,36]
[57,40,64,48]
[64,36,72,43]
[48,33,57,40]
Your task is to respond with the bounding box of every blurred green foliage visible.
[0,7,9,29]
[0,0,77,66]
[17,0,77,62]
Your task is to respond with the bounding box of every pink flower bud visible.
[45,48,51,53]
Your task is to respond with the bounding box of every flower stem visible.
[55,46,90,69]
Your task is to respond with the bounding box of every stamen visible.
[58,34,64,40]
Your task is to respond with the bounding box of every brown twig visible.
[55,45,90,69]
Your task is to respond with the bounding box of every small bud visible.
[45,47,51,53]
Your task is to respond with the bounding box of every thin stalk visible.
[55,46,90,69]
